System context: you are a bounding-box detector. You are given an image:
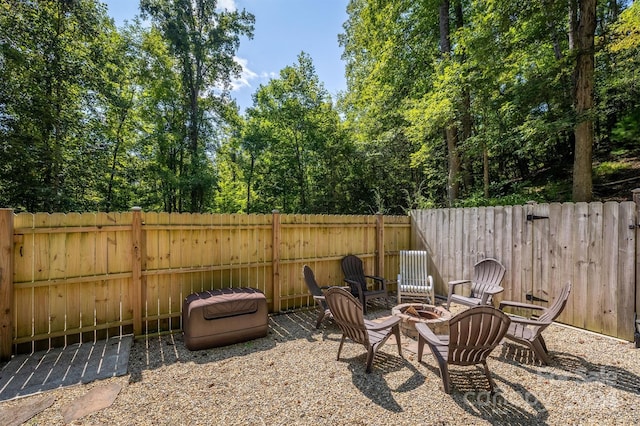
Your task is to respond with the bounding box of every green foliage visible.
[0,0,117,211]
[232,53,358,214]
[0,1,636,213]
[140,0,254,212]
[594,160,636,180]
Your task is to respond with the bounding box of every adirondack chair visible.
[324,287,402,373]
[302,265,332,329]
[446,258,506,309]
[341,255,389,314]
[416,305,511,393]
[499,283,572,364]
[397,250,434,304]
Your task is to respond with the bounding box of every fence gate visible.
[412,199,638,341]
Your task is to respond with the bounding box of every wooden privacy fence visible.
[410,194,640,342]
[0,209,410,359]
[2,194,640,360]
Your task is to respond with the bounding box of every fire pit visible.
[391,303,452,339]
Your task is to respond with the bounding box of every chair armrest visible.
[414,322,446,346]
[365,275,387,290]
[447,280,471,305]
[499,300,546,312]
[479,285,504,305]
[366,315,401,331]
[320,285,350,292]
[508,316,549,326]
[483,285,504,295]
[448,279,471,286]
[344,278,365,300]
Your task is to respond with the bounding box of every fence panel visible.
[9,201,636,351]
[3,211,409,355]
[411,201,637,341]
[11,212,133,353]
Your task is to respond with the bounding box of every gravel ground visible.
[2,301,640,425]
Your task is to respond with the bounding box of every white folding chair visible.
[397,250,434,304]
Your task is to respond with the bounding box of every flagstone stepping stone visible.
[0,394,56,426]
[61,382,122,423]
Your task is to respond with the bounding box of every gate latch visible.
[526,214,549,221]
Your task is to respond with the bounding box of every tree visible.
[140,0,254,212]
[239,53,354,213]
[572,0,597,202]
[0,0,117,211]
[340,0,439,213]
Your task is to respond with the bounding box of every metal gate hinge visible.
[526,214,549,221]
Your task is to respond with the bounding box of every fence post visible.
[376,212,384,278]
[633,189,640,345]
[0,209,14,361]
[272,210,281,312]
[131,207,143,336]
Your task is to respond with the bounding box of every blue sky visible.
[102,0,349,113]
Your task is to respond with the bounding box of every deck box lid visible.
[184,288,265,320]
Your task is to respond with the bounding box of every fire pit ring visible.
[391,303,452,339]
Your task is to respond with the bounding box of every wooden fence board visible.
[410,201,638,340]
[533,204,550,306]
[452,208,464,286]
[617,202,636,340]
[501,206,514,301]
[510,205,524,302]
[573,202,589,329]
[587,202,605,334]
[521,205,534,303]
[494,206,506,293]
[5,202,639,352]
[601,202,618,336]
[550,203,577,324]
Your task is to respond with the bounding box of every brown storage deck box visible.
[182,287,268,350]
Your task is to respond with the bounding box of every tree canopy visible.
[1,0,637,214]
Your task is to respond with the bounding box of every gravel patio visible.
[1,300,639,425]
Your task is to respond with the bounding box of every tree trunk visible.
[440,0,460,205]
[454,0,472,196]
[572,0,596,202]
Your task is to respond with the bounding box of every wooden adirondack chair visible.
[324,287,402,373]
[499,283,572,364]
[416,305,511,394]
[341,255,389,314]
[446,258,506,309]
[302,265,333,329]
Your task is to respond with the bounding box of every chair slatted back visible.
[537,283,572,326]
[471,258,506,296]
[398,250,431,292]
[341,255,368,293]
[325,287,369,346]
[448,306,511,366]
[303,265,328,311]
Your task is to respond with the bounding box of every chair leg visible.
[440,364,451,394]
[337,335,346,361]
[393,325,402,357]
[482,361,496,393]
[417,334,425,362]
[315,309,325,329]
[365,347,375,373]
[538,335,548,353]
[531,339,551,365]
